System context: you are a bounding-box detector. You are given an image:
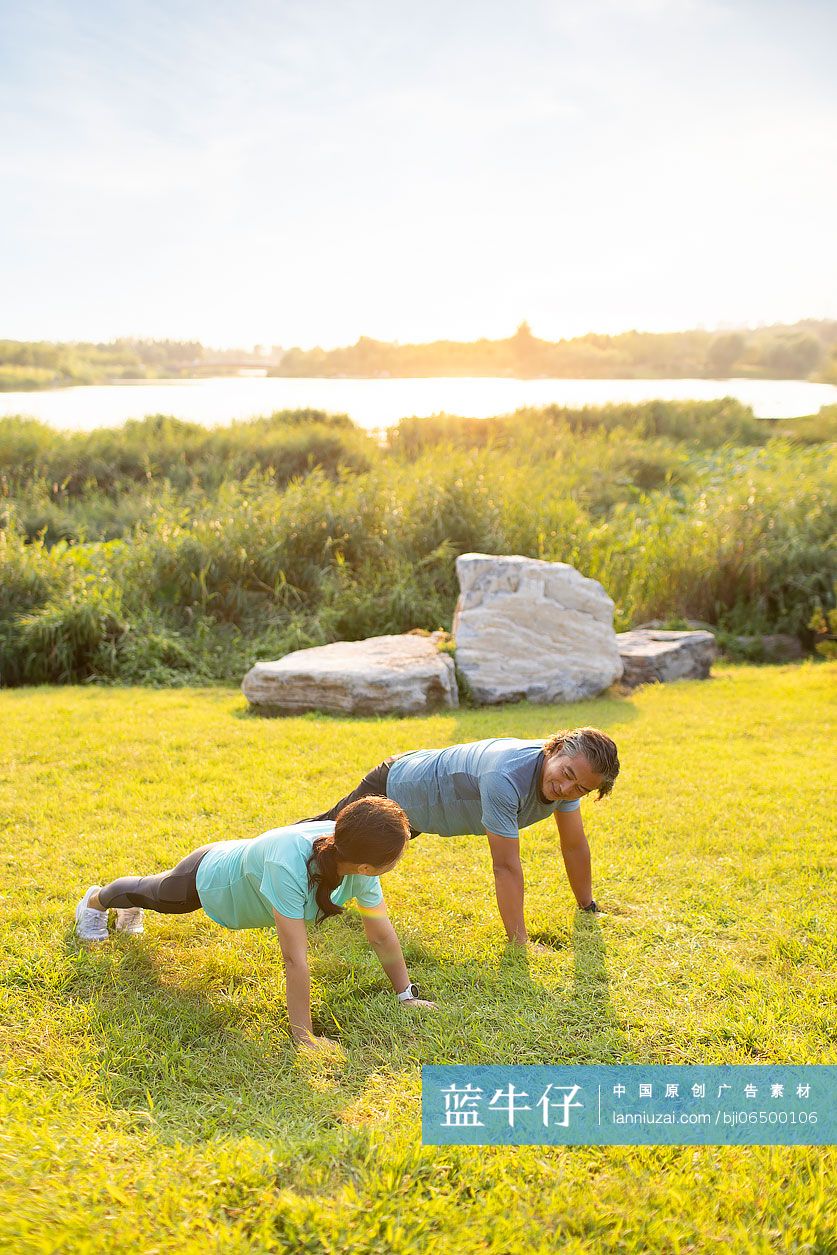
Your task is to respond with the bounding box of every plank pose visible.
[74,797,432,1051]
[305,728,620,945]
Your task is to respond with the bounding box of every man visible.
[303,727,620,945]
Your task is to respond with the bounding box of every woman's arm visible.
[272,910,334,1048]
[359,900,434,1005]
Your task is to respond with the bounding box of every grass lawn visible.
[1,663,835,1253]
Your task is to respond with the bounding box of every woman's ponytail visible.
[307,834,343,923]
[306,796,410,924]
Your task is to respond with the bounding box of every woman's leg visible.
[97,844,213,914]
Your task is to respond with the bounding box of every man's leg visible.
[298,759,394,823]
[299,757,421,838]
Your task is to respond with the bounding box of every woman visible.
[74,796,432,1051]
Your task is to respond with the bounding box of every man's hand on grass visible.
[400,997,438,1009]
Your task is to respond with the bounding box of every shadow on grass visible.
[231,703,406,722]
[230,691,642,734]
[449,693,641,740]
[390,909,630,1067]
[55,901,629,1147]
[59,924,371,1145]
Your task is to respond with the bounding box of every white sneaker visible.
[75,886,109,941]
[115,907,144,935]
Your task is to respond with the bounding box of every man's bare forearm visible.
[493,864,527,942]
[560,836,594,907]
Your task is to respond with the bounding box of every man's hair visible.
[542,727,620,799]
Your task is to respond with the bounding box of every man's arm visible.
[486,832,527,943]
[555,809,595,909]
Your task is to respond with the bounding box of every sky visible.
[1,0,835,348]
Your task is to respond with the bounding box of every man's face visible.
[540,751,603,803]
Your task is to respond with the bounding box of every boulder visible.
[242,633,458,716]
[616,628,718,689]
[452,553,624,704]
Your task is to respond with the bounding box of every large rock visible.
[242,633,458,716]
[617,628,718,688]
[452,553,624,704]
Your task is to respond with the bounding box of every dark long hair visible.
[306,796,410,924]
[542,727,620,799]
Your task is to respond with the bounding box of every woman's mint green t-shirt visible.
[194,821,384,930]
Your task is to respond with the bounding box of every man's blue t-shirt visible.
[195,821,384,929]
[385,738,580,839]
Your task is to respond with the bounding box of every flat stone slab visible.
[242,633,458,716]
[617,629,718,688]
[452,553,624,704]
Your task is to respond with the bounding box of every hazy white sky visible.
[2,0,835,348]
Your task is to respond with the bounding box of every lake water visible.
[1,375,835,431]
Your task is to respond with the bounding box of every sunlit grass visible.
[0,664,835,1251]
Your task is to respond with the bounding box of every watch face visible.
[409,983,418,998]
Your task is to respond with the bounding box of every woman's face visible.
[363,847,405,876]
[341,845,406,877]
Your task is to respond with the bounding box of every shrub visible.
[1,405,834,685]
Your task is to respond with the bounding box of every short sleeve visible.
[557,799,581,812]
[480,773,521,839]
[350,875,384,908]
[260,860,307,919]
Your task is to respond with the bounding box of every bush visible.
[1,404,834,685]
[0,410,375,500]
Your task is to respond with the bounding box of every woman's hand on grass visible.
[401,997,437,1009]
[505,936,555,955]
[294,1032,340,1054]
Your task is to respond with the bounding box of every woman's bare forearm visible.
[366,919,410,991]
[283,955,313,1040]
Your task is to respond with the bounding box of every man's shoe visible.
[115,907,144,935]
[75,886,109,941]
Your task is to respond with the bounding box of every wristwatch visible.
[396,982,419,1001]
[581,899,598,913]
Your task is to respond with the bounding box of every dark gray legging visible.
[98,845,212,913]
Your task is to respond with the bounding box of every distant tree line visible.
[2,321,836,390]
[0,339,206,391]
[272,320,837,382]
